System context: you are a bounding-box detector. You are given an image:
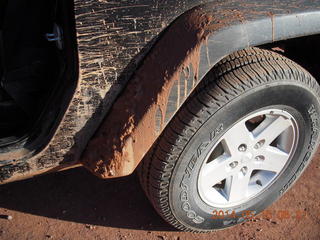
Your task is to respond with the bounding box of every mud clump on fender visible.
[81,8,213,178]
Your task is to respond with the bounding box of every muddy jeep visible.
[1,0,320,232]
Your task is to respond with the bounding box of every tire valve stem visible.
[256,180,263,186]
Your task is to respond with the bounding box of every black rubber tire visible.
[138,47,320,232]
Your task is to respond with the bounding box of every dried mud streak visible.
[80,0,275,178]
[80,2,277,178]
[81,9,213,178]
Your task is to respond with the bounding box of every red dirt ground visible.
[0,151,319,240]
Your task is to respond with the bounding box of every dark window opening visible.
[0,0,77,149]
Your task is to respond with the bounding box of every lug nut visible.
[229,161,238,169]
[255,155,265,161]
[240,166,248,176]
[254,139,265,149]
[238,144,247,152]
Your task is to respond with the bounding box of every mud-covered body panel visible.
[0,0,208,183]
[1,0,320,183]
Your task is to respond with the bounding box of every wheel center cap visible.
[241,152,253,163]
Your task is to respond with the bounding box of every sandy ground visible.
[0,151,319,240]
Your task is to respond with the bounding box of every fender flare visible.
[81,1,320,178]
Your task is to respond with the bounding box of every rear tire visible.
[139,47,320,232]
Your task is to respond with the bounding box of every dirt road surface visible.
[0,151,319,240]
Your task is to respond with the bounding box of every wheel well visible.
[260,34,320,82]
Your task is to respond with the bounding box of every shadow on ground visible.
[0,168,176,231]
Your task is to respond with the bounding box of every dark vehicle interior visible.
[0,0,77,149]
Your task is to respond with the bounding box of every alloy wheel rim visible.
[197,109,299,208]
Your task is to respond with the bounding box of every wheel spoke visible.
[254,116,292,145]
[200,155,232,189]
[254,146,289,173]
[225,169,252,202]
[222,122,252,155]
